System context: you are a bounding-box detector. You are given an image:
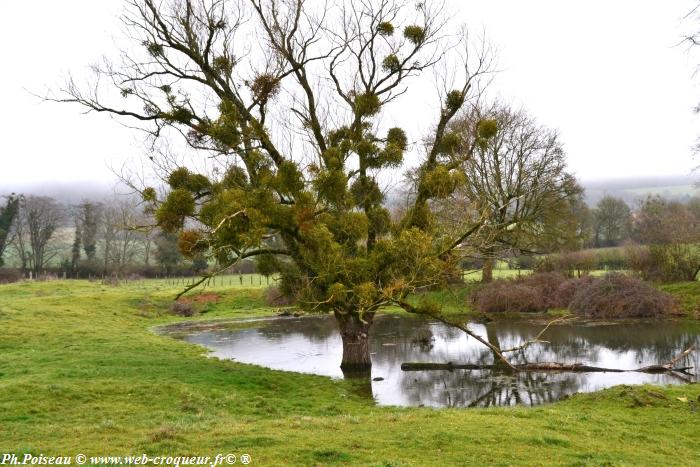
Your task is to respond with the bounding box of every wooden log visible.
[401,346,696,376]
[401,361,689,374]
[402,362,625,372]
[517,362,625,373]
[664,344,696,368]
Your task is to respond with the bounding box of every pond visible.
[161,314,700,408]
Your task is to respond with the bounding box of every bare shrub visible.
[170,301,197,317]
[470,281,544,313]
[553,275,598,308]
[515,272,567,308]
[471,272,569,313]
[568,273,679,318]
[0,268,23,284]
[264,286,295,307]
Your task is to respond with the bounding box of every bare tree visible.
[138,216,158,266]
[445,101,583,282]
[12,196,63,275]
[101,197,147,273]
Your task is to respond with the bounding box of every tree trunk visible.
[482,257,494,283]
[334,310,374,370]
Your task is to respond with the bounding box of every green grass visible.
[659,281,700,318]
[1,279,699,465]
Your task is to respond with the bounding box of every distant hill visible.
[581,174,699,206]
[3,174,699,208]
[0,180,127,205]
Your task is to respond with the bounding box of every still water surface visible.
[163,314,700,407]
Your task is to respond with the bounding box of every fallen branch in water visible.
[401,345,697,381]
[396,299,518,371]
[663,344,696,369]
[395,297,696,380]
[401,361,689,374]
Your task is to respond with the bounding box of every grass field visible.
[1,278,699,465]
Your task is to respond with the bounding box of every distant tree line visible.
[0,193,213,278]
[578,194,700,250]
[2,188,699,283]
[528,194,700,283]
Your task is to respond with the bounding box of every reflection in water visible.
[165,315,700,408]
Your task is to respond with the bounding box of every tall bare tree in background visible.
[101,197,149,274]
[446,102,582,282]
[12,196,63,275]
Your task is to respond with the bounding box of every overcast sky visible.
[1,0,699,189]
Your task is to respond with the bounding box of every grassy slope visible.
[0,279,699,466]
[659,282,700,318]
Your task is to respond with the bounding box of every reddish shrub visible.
[515,272,567,308]
[553,275,598,308]
[469,272,676,316]
[471,272,572,313]
[193,292,220,304]
[568,273,679,319]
